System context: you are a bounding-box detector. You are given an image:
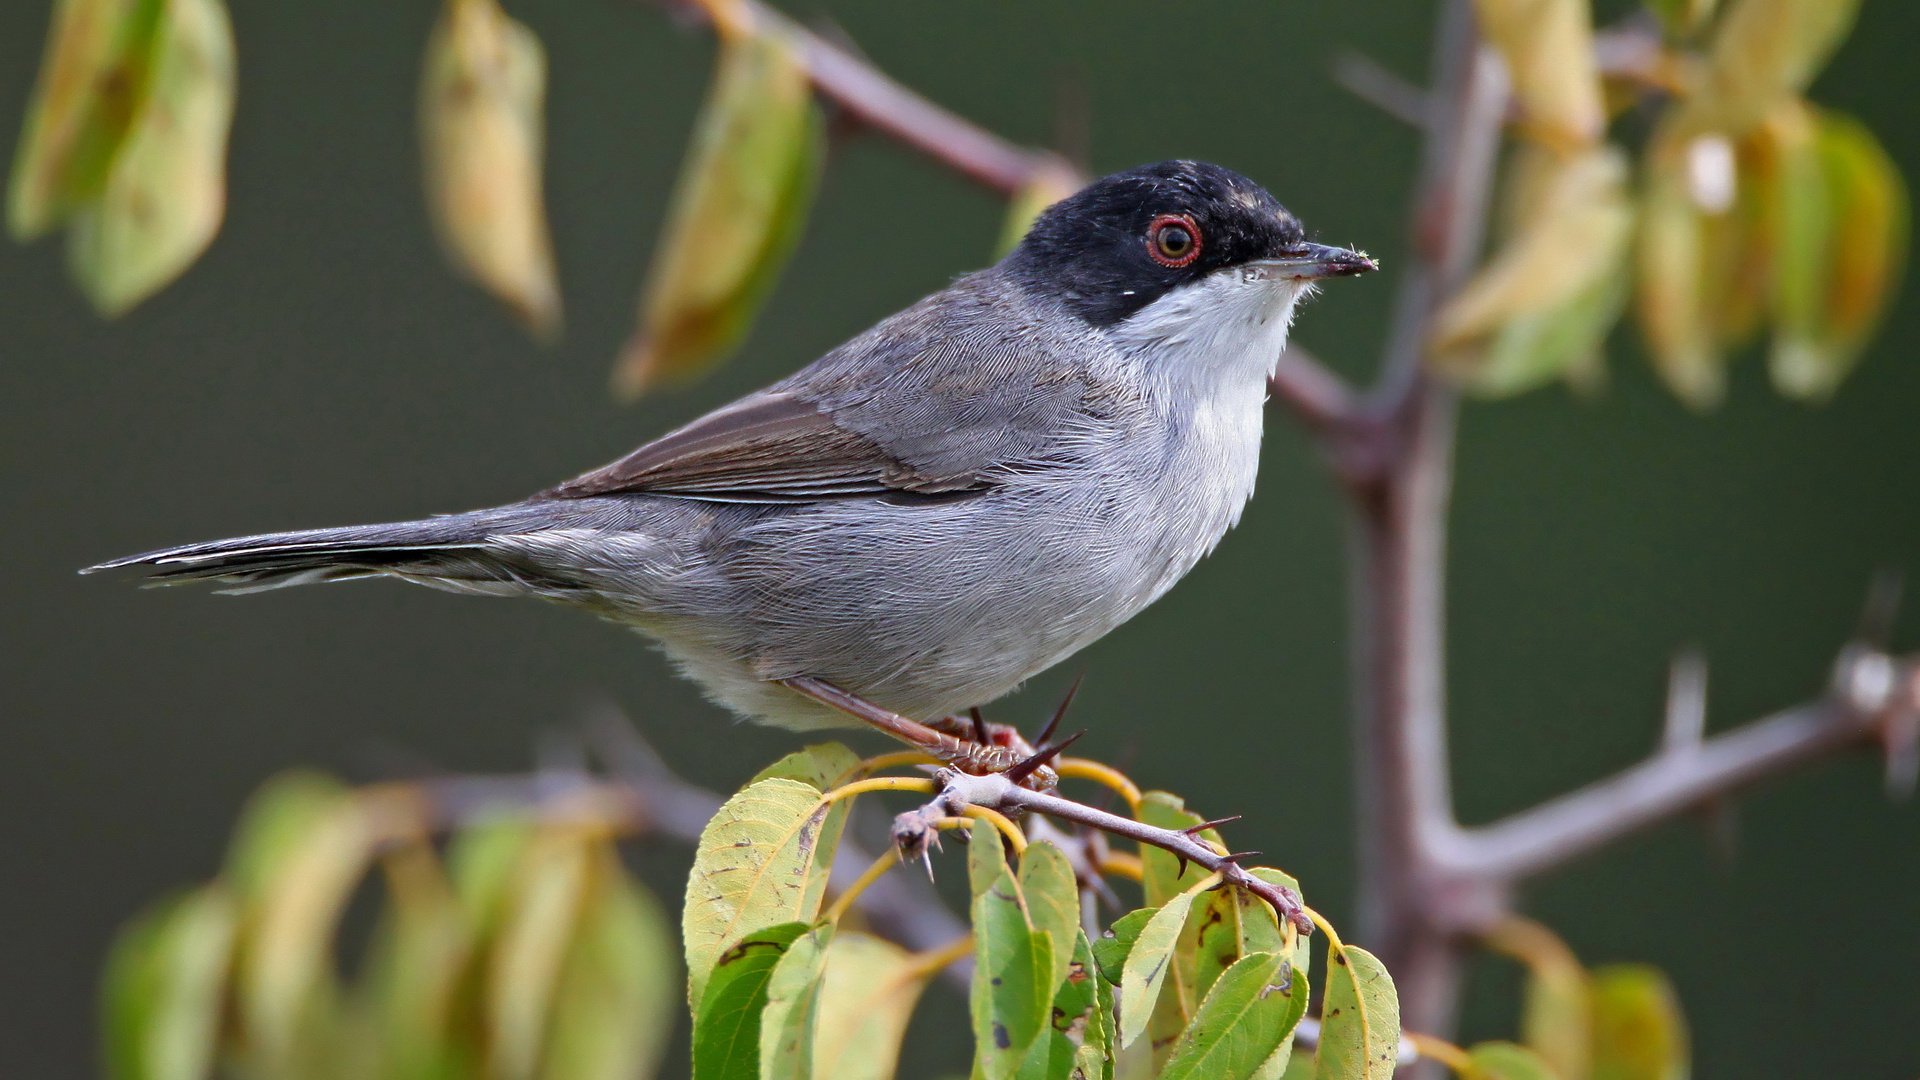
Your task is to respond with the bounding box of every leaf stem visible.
[821,847,901,926]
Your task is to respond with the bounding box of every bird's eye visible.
[1147,214,1201,268]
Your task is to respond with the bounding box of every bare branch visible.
[1268,343,1359,432]
[1333,53,1431,128]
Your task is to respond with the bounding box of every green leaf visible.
[1468,1041,1562,1080]
[102,885,236,1080]
[759,923,835,1080]
[751,743,861,790]
[972,869,1050,1080]
[683,777,844,1008]
[7,0,166,239]
[693,922,811,1080]
[1159,950,1301,1080]
[1018,841,1081,999]
[1313,945,1399,1080]
[1137,792,1217,907]
[810,932,936,1080]
[1091,909,1153,986]
[66,0,234,316]
[485,826,595,1080]
[1047,931,1111,1080]
[540,849,679,1080]
[1192,879,1287,1003]
[419,0,561,338]
[970,814,1009,902]
[223,772,374,1076]
[357,842,470,1080]
[1588,964,1687,1080]
[1249,928,1314,1080]
[1484,918,1590,1080]
[615,22,822,397]
[1116,875,1211,1051]
[993,161,1081,258]
[448,814,538,936]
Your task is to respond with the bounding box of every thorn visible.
[969,706,990,746]
[920,847,937,882]
[1182,815,1241,837]
[1175,855,1188,879]
[1035,674,1084,748]
[1219,850,1262,865]
[1662,649,1708,755]
[1858,568,1905,647]
[1003,730,1087,785]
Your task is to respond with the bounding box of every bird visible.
[86,160,1374,748]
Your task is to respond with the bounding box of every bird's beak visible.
[1251,242,1379,281]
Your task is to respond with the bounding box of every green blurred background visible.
[3,0,1916,1075]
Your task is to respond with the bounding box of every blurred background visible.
[3,0,1916,1075]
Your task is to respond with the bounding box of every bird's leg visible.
[779,676,1064,790]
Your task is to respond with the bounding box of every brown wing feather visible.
[537,391,987,503]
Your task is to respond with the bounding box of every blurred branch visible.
[643,0,1079,194]
[1334,53,1432,128]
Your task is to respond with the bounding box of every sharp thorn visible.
[969,706,990,746]
[1182,815,1241,837]
[920,848,936,882]
[1175,855,1189,879]
[1219,850,1262,865]
[1003,730,1087,784]
[1035,674,1084,747]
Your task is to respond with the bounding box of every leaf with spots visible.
[971,868,1050,1080]
[692,921,810,1080]
[759,923,835,1080]
[1159,950,1303,1080]
[1313,945,1399,1080]
[1018,840,1081,999]
[751,742,859,919]
[1249,923,1313,1080]
[1091,908,1153,986]
[683,778,843,1008]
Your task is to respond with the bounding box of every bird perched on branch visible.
[89,160,1374,749]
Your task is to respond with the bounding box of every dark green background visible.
[3,0,1916,1075]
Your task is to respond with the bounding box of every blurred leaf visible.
[420,0,562,338]
[1588,964,1687,1080]
[1159,950,1303,1080]
[810,933,934,1080]
[485,825,594,1080]
[1483,918,1590,1080]
[223,772,374,1077]
[1432,145,1633,394]
[1468,1041,1562,1080]
[971,813,1010,902]
[760,923,835,1080]
[1015,1030,1076,1080]
[693,921,810,1080]
[540,863,678,1080]
[1699,0,1858,133]
[1092,907,1153,986]
[1635,144,1724,408]
[683,777,843,1008]
[1472,0,1605,150]
[1768,105,1909,400]
[615,22,822,398]
[66,0,233,316]
[358,841,471,1080]
[103,885,236,1080]
[971,868,1050,1080]
[7,0,164,239]
[994,159,1083,258]
[1313,945,1399,1080]
[1018,840,1081,999]
[1645,0,1717,39]
[1117,876,1211,1051]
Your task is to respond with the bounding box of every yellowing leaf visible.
[1588,964,1686,1080]
[357,842,470,1080]
[682,777,842,1008]
[1313,945,1398,1080]
[485,825,594,1080]
[1645,0,1718,39]
[1484,917,1591,1080]
[66,0,233,316]
[810,933,934,1080]
[750,742,858,918]
[224,772,375,1076]
[420,0,561,338]
[994,158,1082,258]
[1433,145,1632,393]
[615,22,822,398]
[1468,1041,1561,1080]
[1473,0,1605,150]
[102,885,237,1080]
[540,865,678,1080]
[1699,0,1859,134]
[8,0,163,239]
[1635,145,1724,408]
[1768,105,1908,400]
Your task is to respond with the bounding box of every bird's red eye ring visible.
[1146,214,1202,268]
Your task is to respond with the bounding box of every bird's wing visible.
[537,389,984,502]
[539,271,1117,505]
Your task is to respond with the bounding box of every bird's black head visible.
[1004,160,1374,327]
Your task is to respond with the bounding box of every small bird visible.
[88,161,1374,742]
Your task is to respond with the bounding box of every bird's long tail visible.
[81,505,576,596]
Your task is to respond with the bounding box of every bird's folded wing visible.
[536,390,987,502]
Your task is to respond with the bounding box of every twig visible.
[1333,53,1431,128]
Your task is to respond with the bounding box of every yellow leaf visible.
[1698,0,1858,134]
[7,0,162,239]
[65,0,233,316]
[420,0,561,339]
[809,933,936,1080]
[1431,145,1632,389]
[485,825,594,1080]
[1313,944,1400,1080]
[1473,0,1605,151]
[681,777,843,1008]
[1588,964,1687,1080]
[1484,917,1591,1080]
[615,21,822,398]
[540,850,679,1080]
[995,158,1082,258]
